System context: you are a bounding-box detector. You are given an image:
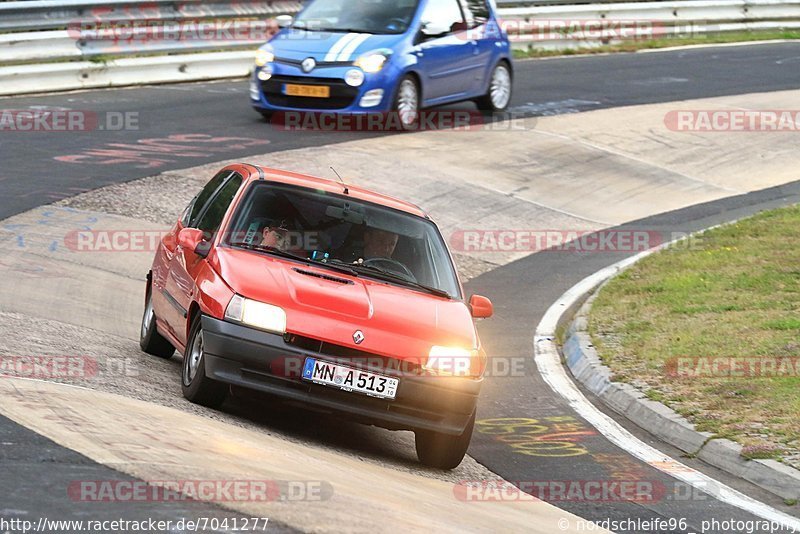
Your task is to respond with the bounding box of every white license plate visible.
[302,358,398,400]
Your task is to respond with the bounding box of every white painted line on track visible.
[638,39,799,54]
[534,234,800,532]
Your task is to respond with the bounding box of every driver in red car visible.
[337,226,399,264]
[361,227,399,261]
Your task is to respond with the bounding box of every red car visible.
[140,163,493,468]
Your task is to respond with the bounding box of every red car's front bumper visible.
[200,316,480,435]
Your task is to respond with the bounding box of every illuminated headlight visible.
[257,65,273,81]
[353,50,390,73]
[425,346,480,377]
[225,295,286,334]
[345,69,365,87]
[255,48,275,67]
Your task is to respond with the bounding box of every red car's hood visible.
[213,248,477,360]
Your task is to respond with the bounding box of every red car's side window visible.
[186,170,234,228]
[196,174,244,239]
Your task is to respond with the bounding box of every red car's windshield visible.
[224,182,461,299]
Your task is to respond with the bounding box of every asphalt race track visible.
[467,181,800,532]
[2,42,800,533]
[2,42,800,221]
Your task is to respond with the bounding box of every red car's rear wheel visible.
[139,284,175,359]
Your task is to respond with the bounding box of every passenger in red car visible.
[261,225,290,251]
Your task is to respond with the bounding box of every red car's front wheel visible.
[182,315,228,408]
[415,410,475,469]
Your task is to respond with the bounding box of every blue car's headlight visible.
[354,49,392,73]
[255,46,275,67]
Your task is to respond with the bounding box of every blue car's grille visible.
[261,75,358,110]
[275,57,351,69]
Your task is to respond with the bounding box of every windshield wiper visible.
[230,242,308,262]
[315,27,375,34]
[311,258,359,277]
[348,263,452,299]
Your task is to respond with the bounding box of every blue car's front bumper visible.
[250,61,401,114]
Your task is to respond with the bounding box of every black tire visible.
[259,110,273,122]
[415,410,475,469]
[475,62,512,112]
[391,75,420,131]
[139,284,175,359]
[181,315,228,409]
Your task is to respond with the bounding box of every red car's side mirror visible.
[469,295,493,319]
[178,228,210,258]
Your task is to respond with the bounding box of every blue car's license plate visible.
[283,84,330,98]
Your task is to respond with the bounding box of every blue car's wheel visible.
[476,62,512,112]
[392,75,420,130]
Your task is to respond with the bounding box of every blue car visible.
[250,0,513,128]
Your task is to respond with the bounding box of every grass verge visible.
[589,205,800,469]
[513,30,800,59]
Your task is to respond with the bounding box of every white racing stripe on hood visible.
[324,33,360,62]
[337,33,372,62]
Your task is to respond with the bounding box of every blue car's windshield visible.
[293,0,420,35]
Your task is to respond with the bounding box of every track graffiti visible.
[54,134,270,169]
[475,416,597,457]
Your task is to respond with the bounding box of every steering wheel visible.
[363,258,416,282]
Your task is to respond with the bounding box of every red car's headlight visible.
[425,346,483,378]
[225,294,286,335]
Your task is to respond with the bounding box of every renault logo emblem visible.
[353,330,365,345]
[301,57,316,73]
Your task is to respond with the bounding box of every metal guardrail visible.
[0,0,799,96]
[505,0,800,50]
[0,0,303,32]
